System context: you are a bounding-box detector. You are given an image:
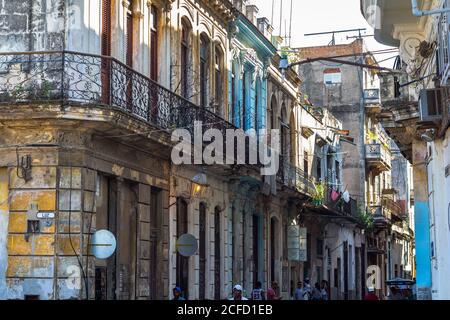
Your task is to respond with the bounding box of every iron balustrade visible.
[277,156,316,196]
[381,196,404,219]
[0,51,235,135]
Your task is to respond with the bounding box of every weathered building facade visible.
[0,0,417,301]
[297,39,414,299]
[361,0,450,300]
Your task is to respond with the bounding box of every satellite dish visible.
[176,233,198,257]
[91,230,117,259]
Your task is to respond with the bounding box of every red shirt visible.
[267,288,276,300]
[364,293,379,300]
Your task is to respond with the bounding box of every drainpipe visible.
[411,0,450,16]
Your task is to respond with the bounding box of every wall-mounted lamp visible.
[190,171,209,198]
[168,171,209,208]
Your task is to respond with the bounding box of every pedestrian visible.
[172,287,186,301]
[311,282,322,300]
[321,280,329,300]
[363,287,379,300]
[303,278,312,300]
[250,281,266,300]
[229,284,248,301]
[267,281,282,300]
[294,281,304,300]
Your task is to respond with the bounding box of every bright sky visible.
[252,0,397,67]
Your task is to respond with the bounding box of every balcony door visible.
[176,198,189,299]
[125,2,134,111]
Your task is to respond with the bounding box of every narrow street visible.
[0,0,448,303]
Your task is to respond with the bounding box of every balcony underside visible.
[376,103,419,162]
[366,159,391,173]
[365,103,382,116]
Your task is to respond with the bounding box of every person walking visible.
[321,280,329,301]
[294,281,304,300]
[172,287,186,300]
[267,281,282,300]
[251,281,266,300]
[311,282,322,300]
[363,287,379,300]
[229,284,248,301]
[303,278,312,300]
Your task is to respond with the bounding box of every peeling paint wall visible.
[0,0,66,52]
[0,168,9,299]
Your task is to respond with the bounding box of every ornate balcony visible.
[277,157,315,197]
[0,51,235,137]
[382,196,405,222]
[365,143,391,172]
[364,88,381,115]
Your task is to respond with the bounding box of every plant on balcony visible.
[357,206,374,231]
[312,181,326,206]
[366,129,377,143]
[11,84,26,100]
[38,80,53,99]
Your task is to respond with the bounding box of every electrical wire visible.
[67,151,88,299]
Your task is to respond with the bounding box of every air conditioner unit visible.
[419,88,443,122]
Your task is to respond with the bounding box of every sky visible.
[251,0,397,67]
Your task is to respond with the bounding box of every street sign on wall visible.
[287,226,308,262]
[299,227,307,262]
[287,225,300,261]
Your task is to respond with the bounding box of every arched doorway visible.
[270,217,279,283]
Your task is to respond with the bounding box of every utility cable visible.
[67,151,88,299]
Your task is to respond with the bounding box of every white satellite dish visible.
[91,230,117,259]
[176,233,198,257]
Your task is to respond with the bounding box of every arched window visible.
[199,203,207,300]
[176,198,189,299]
[252,214,260,285]
[255,78,261,131]
[181,19,192,98]
[270,217,278,283]
[280,105,288,159]
[200,34,210,108]
[269,95,277,130]
[150,5,158,81]
[290,111,296,165]
[242,70,249,130]
[214,46,223,115]
[231,62,238,125]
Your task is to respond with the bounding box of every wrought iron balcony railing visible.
[323,185,358,218]
[364,88,380,104]
[277,156,315,196]
[0,51,235,136]
[381,196,404,219]
[365,143,391,171]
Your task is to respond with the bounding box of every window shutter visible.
[101,0,111,56]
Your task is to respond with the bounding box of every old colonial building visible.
[297,39,414,299]
[361,0,450,300]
